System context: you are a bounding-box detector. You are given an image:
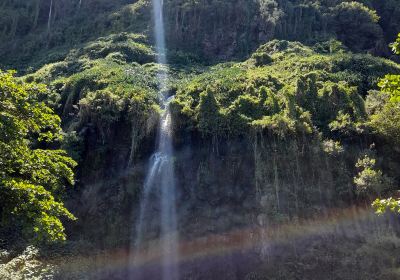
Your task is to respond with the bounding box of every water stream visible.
[47,0,53,33]
[131,0,179,279]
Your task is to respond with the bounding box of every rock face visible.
[64,138,391,279]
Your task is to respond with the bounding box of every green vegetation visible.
[371,33,400,214]
[0,70,76,243]
[332,1,381,52]
[168,38,400,220]
[26,32,162,173]
[354,154,393,198]
[1,0,400,278]
[0,0,399,70]
[172,40,400,140]
[8,32,397,227]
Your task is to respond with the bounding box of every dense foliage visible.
[1,0,400,278]
[23,32,162,181]
[0,70,76,243]
[0,0,399,70]
[372,33,400,214]
[172,40,399,139]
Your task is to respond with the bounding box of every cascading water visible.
[47,0,53,33]
[130,0,179,279]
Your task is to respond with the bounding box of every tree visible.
[332,2,383,52]
[0,70,76,243]
[370,101,400,147]
[371,33,400,214]
[370,33,400,144]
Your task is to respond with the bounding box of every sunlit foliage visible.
[371,33,400,214]
[354,155,393,197]
[0,70,76,242]
[172,40,399,139]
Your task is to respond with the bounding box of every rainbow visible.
[46,206,385,278]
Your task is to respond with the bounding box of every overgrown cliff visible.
[1,0,400,279]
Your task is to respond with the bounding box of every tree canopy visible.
[0,70,76,243]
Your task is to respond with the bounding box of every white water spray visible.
[131,0,179,279]
[47,0,53,33]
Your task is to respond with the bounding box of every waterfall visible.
[47,0,53,33]
[131,0,179,279]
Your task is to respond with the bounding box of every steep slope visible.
[16,35,400,249]
[1,0,399,71]
[1,1,400,279]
